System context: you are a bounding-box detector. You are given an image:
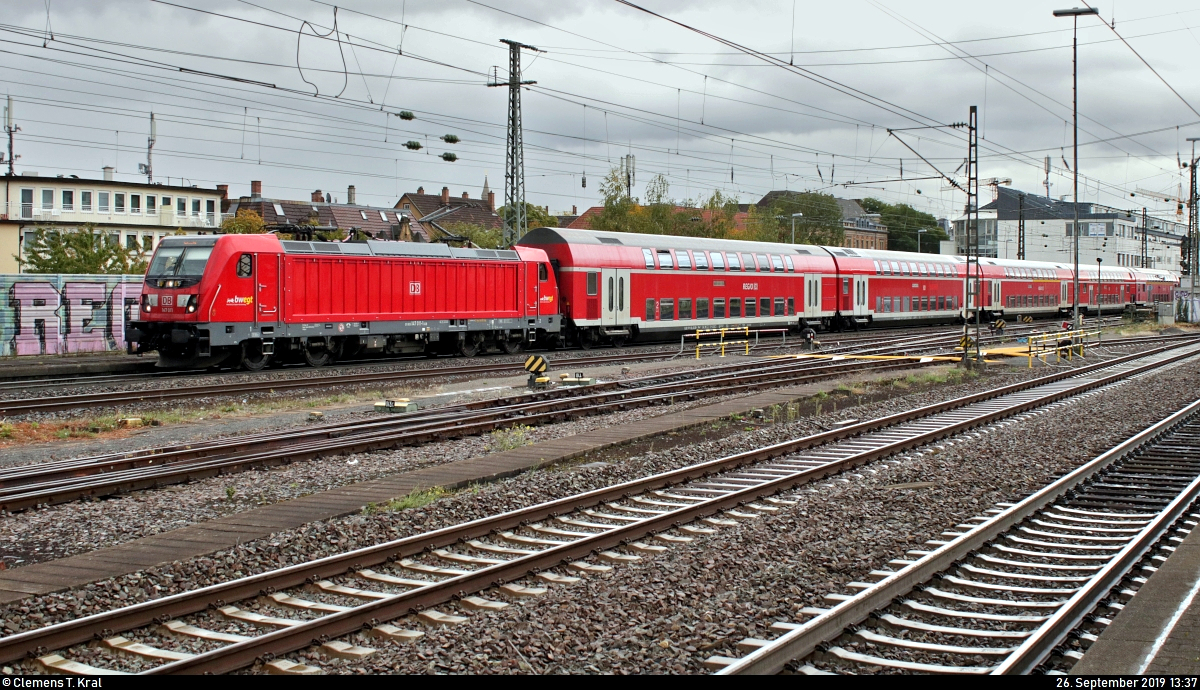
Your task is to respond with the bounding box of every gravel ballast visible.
[2,345,1195,674]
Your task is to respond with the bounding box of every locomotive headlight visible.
[184,294,198,313]
[143,294,158,312]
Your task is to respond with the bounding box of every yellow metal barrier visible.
[695,339,750,359]
[1027,329,1100,368]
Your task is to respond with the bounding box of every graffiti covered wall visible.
[1,274,145,356]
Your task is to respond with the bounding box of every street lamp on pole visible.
[1186,137,1199,323]
[791,212,803,244]
[1054,5,1099,330]
[917,228,927,253]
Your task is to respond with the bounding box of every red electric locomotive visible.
[126,234,560,368]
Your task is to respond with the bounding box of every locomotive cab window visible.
[539,263,549,281]
[586,272,599,296]
[236,253,253,278]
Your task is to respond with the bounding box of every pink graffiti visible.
[9,282,63,355]
[6,279,145,356]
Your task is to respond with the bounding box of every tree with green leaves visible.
[859,198,947,253]
[748,191,845,245]
[19,225,148,275]
[587,170,742,239]
[497,203,558,233]
[437,221,503,249]
[219,208,267,234]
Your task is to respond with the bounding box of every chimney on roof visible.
[487,191,495,211]
[417,186,424,195]
[216,185,228,200]
[462,191,469,200]
[572,205,577,215]
[251,180,262,200]
[311,189,324,203]
[441,186,449,205]
[325,192,332,203]
[102,166,114,181]
[347,185,356,205]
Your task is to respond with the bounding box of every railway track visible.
[0,351,940,512]
[715,391,1200,674]
[1,338,1195,675]
[0,320,1130,417]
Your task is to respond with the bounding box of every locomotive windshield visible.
[148,245,213,277]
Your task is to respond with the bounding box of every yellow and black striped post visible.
[524,355,549,374]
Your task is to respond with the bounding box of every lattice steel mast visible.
[966,105,982,364]
[488,39,542,247]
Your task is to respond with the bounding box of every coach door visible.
[803,273,821,318]
[853,276,869,317]
[601,268,630,327]
[255,253,279,324]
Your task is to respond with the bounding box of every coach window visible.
[726,253,740,271]
[587,272,599,296]
[745,297,757,317]
[787,297,795,316]
[642,248,655,269]
[714,298,726,318]
[679,298,693,319]
[237,254,253,277]
[876,296,882,312]
[773,297,784,316]
[884,297,892,313]
[938,296,945,310]
[661,298,675,320]
[759,297,770,315]
[608,277,614,312]
[842,277,850,295]
[711,252,725,270]
[783,255,794,272]
[921,296,929,311]
[539,263,548,281]
[729,298,742,318]
[657,250,674,269]
[881,261,890,276]
[695,251,709,270]
[889,261,899,275]
[677,250,692,270]
[873,260,881,275]
[696,298,710,319]
[771,255,785,272]
[755,253,770,271]
[742,253,756,271]
[645,299,656,321]
[918,263,927,276]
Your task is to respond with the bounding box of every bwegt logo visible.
[226,296,254,305]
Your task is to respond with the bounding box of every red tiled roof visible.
[395,192,503,229]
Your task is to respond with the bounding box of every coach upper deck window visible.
[642,248,655,269]
[711,252,725,270]
[586,272,599,296]
[539,263,548,281]
[237,254,253,278]
[657,250,674,269]
[726,253,740,271]
[742,253,756,271]
[771,255,785,272]
[783,255,794,272]
[694,251,709,270]
[677,250,692,270]
[890,261,900,275]
[881,261,890,276]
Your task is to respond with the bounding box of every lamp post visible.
[791,212,804,244]
[1054,6,1099,330]
[1096,256,1102,343]
[917,228,927,253]
[1186,137,1199,323]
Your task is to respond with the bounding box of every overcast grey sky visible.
[2,0,1199,222]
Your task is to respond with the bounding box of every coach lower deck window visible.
[695,252,709,270]
[661,299,675,320]
[921,296,929,311]
[587,272,598,296]
[642,248,655,269]
[759,297,770,316]
[787,297,795,315]
[679,298,693,319]
[745,298,757,317]
[884,297,892,312]
[773,298,785,316]
[714,299,726,318]
[697,298,710,319]
[657,250,674,269]
[938,296,945,310]
[677,251,692,269]
[711,252,725,270]
[729,298,741,318]
[645,299,656,320]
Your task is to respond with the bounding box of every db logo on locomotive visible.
[409,281,422,295]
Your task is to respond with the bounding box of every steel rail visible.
[719,393,1200,675]
[0,320,1082,416]
[0,340,1191,671]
